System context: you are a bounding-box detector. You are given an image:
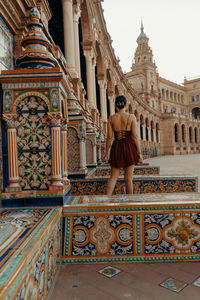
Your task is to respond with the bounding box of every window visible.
[0,16,14,70]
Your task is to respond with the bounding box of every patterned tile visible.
[160,277,187,293]
[98,266,121,278]
[192,277,200,288]
[70,176,198,195]
[17,95,51,190]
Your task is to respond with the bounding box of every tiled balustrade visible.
[87,166,160,178]
[70,176,198,195]
[62,193,200,264]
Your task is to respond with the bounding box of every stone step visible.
[70,175,198,195]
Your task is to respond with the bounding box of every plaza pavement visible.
[51,154,200,300]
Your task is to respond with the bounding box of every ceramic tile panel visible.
[93,166,160,177]
[17,95,51,190]
[0,207,62,300]
[70,176,198,195]
[67,127,80,172]
[62,193,200,263]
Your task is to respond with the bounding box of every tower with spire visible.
[126,22,160,111]
[133,21,154,67]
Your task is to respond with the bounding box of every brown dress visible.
[109,115,139,168]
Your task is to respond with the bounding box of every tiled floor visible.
[51,261,200,300]
[52,154,200,299]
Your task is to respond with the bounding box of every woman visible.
[102,95,143,196]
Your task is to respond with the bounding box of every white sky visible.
[102,0,200,85]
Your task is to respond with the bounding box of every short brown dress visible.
[109,115,139,168]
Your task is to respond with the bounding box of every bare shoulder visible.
[130,114,137,122]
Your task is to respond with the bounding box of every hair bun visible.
[115,95,127,109]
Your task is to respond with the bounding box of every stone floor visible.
[146,153,200,190]
[52,261,200,300]
[51,154,200,300]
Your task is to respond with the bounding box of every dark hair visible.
[115,95,127,110]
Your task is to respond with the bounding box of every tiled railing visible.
[62,193,200,263]
[70,176,198,195]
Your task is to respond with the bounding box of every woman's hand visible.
[138,153,143,164]
[102,152,107,161]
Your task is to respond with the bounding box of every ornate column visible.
[142,124,146,141]
[108,93,115,116]
[61,122,69,182]
[78,125,87,172]
[92,58,97,109]
[98,79,107,122]
[3,115,21,191]
[73,1,81,77]
[178,124,183,153]
[62,0,76,74]
[48,114,63,189]
[153,128,156,144]
[84,49,95,109]
[185,125,190,153]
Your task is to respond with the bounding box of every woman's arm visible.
[131,115,143,161]
[102,117,114,160]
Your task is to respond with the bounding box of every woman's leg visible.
[124,164,135,194]
[106,167,120,196]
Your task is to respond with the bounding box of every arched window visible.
[156,123,159,143]
[174,124,178,143]
[151,121,154,142]
[189,127,192,143]
[145,119,149,141]
[140,115,143,140]
[195,128,197,143]
[181,124,185,143]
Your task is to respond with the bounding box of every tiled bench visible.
[0,207,62,300]
[70,176,198,195]
[62,192,200,263]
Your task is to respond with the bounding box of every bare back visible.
[110,112,131,131]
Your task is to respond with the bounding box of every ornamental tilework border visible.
[93,167,160,177]
[62,201,200,263]
[70,177,197,195]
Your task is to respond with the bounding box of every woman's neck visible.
[118,107,126,113]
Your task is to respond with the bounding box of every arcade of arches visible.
[0,0,200,185]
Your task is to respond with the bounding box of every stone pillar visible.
[5,119,21,191]
[49,118,63,188]
[73,1,81,77]
[98,79,107,122]
[185,125,190,153]
[61,123,69,182]
[78,124,87,172]
[142,124,146,141]
[153,128,156,144]
[178,125,183,153]
[92,58,97,109]
[158,129,161,144]
[108,93,115,116]
[93,140,97,164]
[79,139,87,171]
[84,50,95,109]
[62,0,76,74]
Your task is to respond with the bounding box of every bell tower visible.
[126,22,160,111]
[133,21,153,66]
